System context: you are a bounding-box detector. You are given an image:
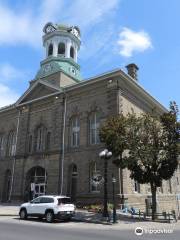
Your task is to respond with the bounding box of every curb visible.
[73,218,113,225]
[0,214,18,217]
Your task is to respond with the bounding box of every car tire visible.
[45,211,54,223]
[19,209,27,220]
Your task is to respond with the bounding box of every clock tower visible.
[35,22,82,82]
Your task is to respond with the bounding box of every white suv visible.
[19,195,75,223]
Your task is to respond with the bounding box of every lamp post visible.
[112,174,117,223]
[99,149,112,218]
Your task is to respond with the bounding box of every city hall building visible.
[0,22,179,213]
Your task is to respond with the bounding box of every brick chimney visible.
[126,63,139,81]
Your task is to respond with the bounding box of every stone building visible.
[0,22,179,214]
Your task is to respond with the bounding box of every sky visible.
[0,0,179,110]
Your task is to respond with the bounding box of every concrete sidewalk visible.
[0,204,19,216]
[0,204,179,226]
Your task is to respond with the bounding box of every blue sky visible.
[0,0,179,110]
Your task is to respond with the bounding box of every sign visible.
[91,174,104,187]
[31,183,35,191]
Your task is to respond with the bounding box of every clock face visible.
[70,28,80,40]
[69,67,77,75]
[46,25,56,33]
[43,64,52,73]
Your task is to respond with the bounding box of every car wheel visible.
[20,209,27,220]
[45,211,54,223]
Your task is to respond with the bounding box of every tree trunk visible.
[150,182,157,221]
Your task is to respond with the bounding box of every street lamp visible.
[99,149,112,219]
[112,174,117,223]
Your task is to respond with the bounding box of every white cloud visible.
[0,0,64,47]
[0,0,120,47]
[117,27,152,57]
[0,63,25,82]
[0,83,19,108]
[0,63,28,107]
[64,0,120,28]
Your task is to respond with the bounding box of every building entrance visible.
[34,183,46,198]
[25,166,47,200]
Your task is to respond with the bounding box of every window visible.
[46,132,51,150]
[48,43,53,56]
[89,112,100,145]
[31,197,41,204]
[0,135,5,157]
[70,116,80,147]
[70,46,74,59]
[58,42,65,55]
[40,197,54,203]
[58,198,71,204]
[7,131,16,156]
[134,180,140,193]
[28,135,32,153]
[157,186,163,194]
[168,180,172,193]
[89,162,100,193]
[35,126,45,152]
[177,177,179,185]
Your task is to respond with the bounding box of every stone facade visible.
[0,23,180,215]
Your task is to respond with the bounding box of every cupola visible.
[35,22,82,81]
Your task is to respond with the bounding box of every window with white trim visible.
[48,43,53,56]
[70,116,80,147]
[134,180,140,193]
[36,126,45,152]
[0,135,5,157]
[58,42,65,55]
[7,131,16,156]
[89,112,100,145]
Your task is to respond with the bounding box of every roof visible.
[0,67,168,114]
[40,195,70,198]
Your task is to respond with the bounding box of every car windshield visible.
[58,198,71,204]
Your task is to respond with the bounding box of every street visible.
[0,216,180,240]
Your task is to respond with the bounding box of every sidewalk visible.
[0,204,179,226]
[0,204,19,216]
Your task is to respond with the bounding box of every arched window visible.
[0,134,5,157]
[58,42,65,55]
[28,135,32,153]
[70,116,80,147]
[35,126,46,152]
[7,131,16,156]
[89,112,100,145]
[70,46,74,59]
[48,43,53,56]
[46,132,51,150]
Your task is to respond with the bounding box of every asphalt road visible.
[0,217,179,240]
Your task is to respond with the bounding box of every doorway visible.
[67,164,78,202]
[2,170,11,202]
[25,166,47,200]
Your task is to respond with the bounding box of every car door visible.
[39,197,54,214]
[27,197,42,215]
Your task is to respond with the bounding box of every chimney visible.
[126,63,139,81]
